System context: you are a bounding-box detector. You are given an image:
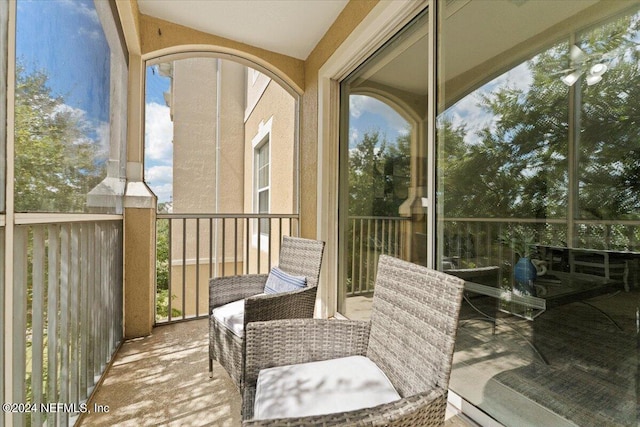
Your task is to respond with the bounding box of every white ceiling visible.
[137,0,349,60]
[352,0,601,98]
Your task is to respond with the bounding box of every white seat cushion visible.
[211,299,245,338]
[253,355,401,420]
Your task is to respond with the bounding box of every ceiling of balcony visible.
[136,0,349,60]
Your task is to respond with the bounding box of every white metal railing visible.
[157,213,639,312]
[347,216,409,296]
[441,217,563,270]
[345,216,640,298]
[12,219,123,427]
[441,217,640,269]
[155,213,299,324]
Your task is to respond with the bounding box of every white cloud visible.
[349,95,365,119]
[51,104,110,156]
[145,102,173,162]
[59,0,100,24]
[145,165,173,203]
[150,183,173,203]
[491,62,533,93]
[146,165,173,185]
[446,63,533,146]
[96,120,110,154]
[53,103,86,121]
[145,102,173,202]
[78,27,102,41]
[446,93,491,145]
[349,127,359,147]
[349,95,409,134]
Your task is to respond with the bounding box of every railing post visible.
[47,225,59,427]
[168,218,173,322]
[234,218,238,276]
[181,218,187,319]
[196,219,200,317]
[31,227,45,427]
[245,218,250,274]
[60,224,70,426]
[221,218,226,277]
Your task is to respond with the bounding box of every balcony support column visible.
[123,163,157,338]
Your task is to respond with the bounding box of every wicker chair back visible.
[277,236,325,288]
[366,255,465,398]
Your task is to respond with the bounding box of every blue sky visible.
[144,65,173,203]
[146,66,170,105]
[16,0,110,125]
[443,61,533,146]
[16,0,113,169]
[348,95,410,149]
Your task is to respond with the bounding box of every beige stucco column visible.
[123,192,156,338]
[123,50,157,338]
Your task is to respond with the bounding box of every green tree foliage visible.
[155,218,181,319]
[577,17,640,221]
[14,63,105,212]
[441,13,640,223]
[441,45,571,220]
[348,130,410,217]
[156,218,169,291]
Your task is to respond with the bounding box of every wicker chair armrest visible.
[245,319,371,375]
[209,274,268,309]
[244,286,318,325]
[243,388,448,426]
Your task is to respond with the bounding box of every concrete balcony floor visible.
[78,319,241,426]
[78,318,472,426]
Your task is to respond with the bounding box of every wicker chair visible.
[242,255,465,426]
[209,236,325,389]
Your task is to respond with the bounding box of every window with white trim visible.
[256,137,270,236]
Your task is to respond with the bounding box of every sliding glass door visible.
[337,1,639,424]
[438,1,640,425]
[338,10,429,319]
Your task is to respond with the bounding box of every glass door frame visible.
[315,0,431,319]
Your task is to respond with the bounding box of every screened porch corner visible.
[77,319,472,427]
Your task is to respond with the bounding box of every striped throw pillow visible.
[264,267,307,294]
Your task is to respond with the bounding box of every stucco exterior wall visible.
[171,58,247,215]
[244,76,296,272]
[244,79,296,215]
[171,58,245,265]
[217,60,247,268]
[218,60,247,215]
[245,70,272,120]
[171,261,244,317]
[172,57,218,214]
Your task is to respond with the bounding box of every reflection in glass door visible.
[338,10,428,319]
[438,1,640,425]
